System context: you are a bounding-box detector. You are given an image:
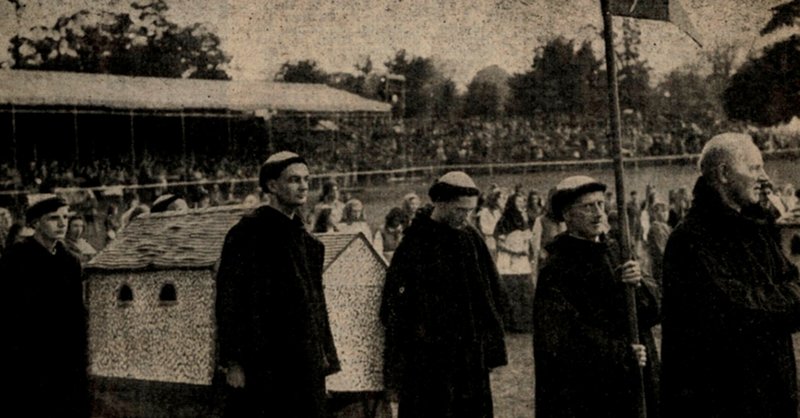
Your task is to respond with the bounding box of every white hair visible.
[698,133,758,179]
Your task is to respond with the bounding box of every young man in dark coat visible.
[533,175,661,418]
[380,171,508,418]
[0,197,89,417]
[661,133,800,418]
[215,151,340,417]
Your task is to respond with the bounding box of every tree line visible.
[4,0,799,127]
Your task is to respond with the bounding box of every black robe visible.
[533,233,661,418]
[0,238,88,417]
[661,177,800,418]
[215,205,340,418]
[380,214,507,418]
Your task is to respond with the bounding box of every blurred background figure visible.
[313,180,344,227]
[312,206,338,234]
[336,198,371,240]
[476,188,507,260]
[4,223,34,251]
[494,192,535,332]
[0,207,13,257]
[374,207,405,262]
[646,194,672,287]
[120,204,150,230]
[531,187,566,270]
[242,193,261,208]
[65,214,97,264]
[150,193,189,213]
[400,192,421,229]
[526,190,544,222]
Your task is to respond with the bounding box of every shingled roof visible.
[316,232,387,271]
[0,70,392,114]
[87,205,249,272]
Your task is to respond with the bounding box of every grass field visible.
[347,158,799,233]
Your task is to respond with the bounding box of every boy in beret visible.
[533,175,661,418]
[0,196,89,416]
[380,171,507,418]
[215,151,339,418]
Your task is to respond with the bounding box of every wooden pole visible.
[600,0,647,417]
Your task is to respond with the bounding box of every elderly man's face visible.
[436,196,478,230]
[563,191,607,240]
[725,144,768,208]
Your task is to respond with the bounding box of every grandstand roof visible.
[0,69,392,114]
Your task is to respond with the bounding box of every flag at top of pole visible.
[608,0,703,46]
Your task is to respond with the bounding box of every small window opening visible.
[117,284,133,306]
[159,283,177,303]
[791,234,800,256]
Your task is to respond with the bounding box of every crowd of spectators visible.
[1,117,798,197]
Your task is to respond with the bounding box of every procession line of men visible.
[1,132,798,418]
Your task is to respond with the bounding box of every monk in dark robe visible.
[380,171,507,418]
[216,151,339,418]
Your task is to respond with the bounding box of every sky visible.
[0,0,792,89]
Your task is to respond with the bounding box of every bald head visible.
[698,132,769,211]
[698,133,759,179]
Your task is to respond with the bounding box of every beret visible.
[551,175,607,221]
[428,171,479,202]
[26,196,69,224]
[259,151,307,187]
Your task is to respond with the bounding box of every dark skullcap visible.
[26,196,69,224]
[550,175,607,222]
[428,171,480,202]
[259,151,307,189]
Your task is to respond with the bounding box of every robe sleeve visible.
[664,231,800,332]
[534,264,634,371]
[379,241,419,392]
[215,225,254,370]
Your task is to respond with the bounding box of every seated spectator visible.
[336,199,371,241]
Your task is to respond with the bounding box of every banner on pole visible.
[609,0,702,46]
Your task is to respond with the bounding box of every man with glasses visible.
[380,171,507,418]
[533,175,661,418]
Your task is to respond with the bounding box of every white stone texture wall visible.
[324,240,386,392]
[88,270,215,385]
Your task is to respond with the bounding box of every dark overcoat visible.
[661,177,800,418]
[215,205,340,418]
[0,238,88,417]
[533,233,661,418]
[380,214,507,418]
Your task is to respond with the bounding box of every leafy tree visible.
[275,59,328,84]
[384,49,456,119]
[724,0,800,126]
[463,79,501,118]
[507,37,603,117]
[8,0,230,79]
